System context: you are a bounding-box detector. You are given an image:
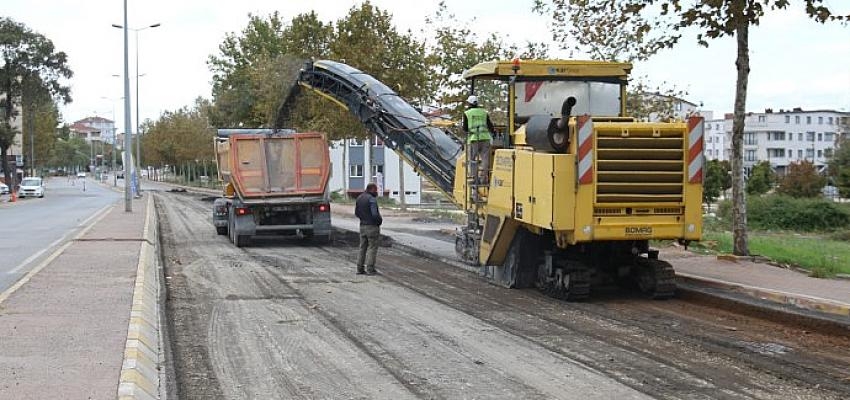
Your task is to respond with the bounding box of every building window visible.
[768,131,785,141]
[745,150,757,161]
[372,136,383,147]
[825,148,833,158]
[371,164,384,177]
[787,149,792,158]
[349,164,363,177]
[825,132,835,142]
[349,138,363,147]
[744,133,758,145]
[785,115,790,124]
[767,149,784,158]
[806,149,814,159]
[818,116,823,125]
[795,116,800,124]
[798,149,803,159]
[706,124,712,131]
[758,115,766,122]
[818,150,823,159]
[806,132,815,141]
[828,117,834,125]
[716,124,720,131]
[806,116,812,124]
[818,133,823,142]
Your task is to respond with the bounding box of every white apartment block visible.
[328,137,422,205]
[705,108,848,175]
[71,116,115,143]
[0,93,24,174]
[705,118,727,162]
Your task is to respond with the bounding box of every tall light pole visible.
[113,1,132,212]
[113,22,159,197]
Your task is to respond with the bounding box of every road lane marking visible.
[0,204,114,306]
[6,204,114,275]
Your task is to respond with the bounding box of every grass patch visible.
[696,229,850,277]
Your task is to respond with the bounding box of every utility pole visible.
[29,101,35,177]
[121,0,132,211]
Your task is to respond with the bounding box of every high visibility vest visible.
[464,107,493,143]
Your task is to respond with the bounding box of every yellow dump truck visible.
[212,129,332,247]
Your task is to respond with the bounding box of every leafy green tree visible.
[141,98,216,169]
[21,94,60,173]
[746,161,774,196]
[49,136,89,170]
[0,17,72,187]
[829,136,850,197]
[208,12,288,128]
[777,160,826,198]
[704,159,731,204]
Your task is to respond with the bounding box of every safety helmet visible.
[466,95,478,106]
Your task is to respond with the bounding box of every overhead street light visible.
[113,20,160,201]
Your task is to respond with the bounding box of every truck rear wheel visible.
[216,226,228,235]
[234,234,251,247]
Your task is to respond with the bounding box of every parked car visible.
[76,171,87,178]
[0,182,8,194]
[18,177,44,198]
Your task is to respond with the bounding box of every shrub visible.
[716,195,850,232]
[776,161,825,198]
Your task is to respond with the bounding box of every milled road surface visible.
[156,190,850,400]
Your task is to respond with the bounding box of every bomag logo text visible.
[625,226,653,236]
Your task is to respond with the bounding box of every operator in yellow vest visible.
[462,95,495,183]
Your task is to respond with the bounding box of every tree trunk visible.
[731,11,750,256]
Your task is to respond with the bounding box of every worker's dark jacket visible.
[355,192,383,226]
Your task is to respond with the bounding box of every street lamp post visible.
[114,1,132,212]
[113,21,159,198]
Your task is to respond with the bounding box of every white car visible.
[18,177,44,198]
[77,171,87,178]
[0,182,8,194]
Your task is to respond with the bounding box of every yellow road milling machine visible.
[279,59,703,300]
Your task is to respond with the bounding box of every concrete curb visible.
[677,273,850,319]
[118,195,162,400]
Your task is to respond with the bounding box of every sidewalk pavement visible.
[330,204,850,320]
[0,194,161,399]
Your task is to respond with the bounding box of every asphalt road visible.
[157,189,850,400]
[0,176,120,292]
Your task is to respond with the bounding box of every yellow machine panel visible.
[551,153,576,232]
[487,150,515,217]
[513,151,534,224]
[531,153,554,229]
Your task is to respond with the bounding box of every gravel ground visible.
[156,191,850,400]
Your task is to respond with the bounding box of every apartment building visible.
[328,136,422,204]
[70,116,115,143]
[0,92,24,180]
[704,108,848,175]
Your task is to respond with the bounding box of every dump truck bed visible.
[216,131,330,199]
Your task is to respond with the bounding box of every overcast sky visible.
[5,0,850,132]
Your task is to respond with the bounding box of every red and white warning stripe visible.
[687,116,705,183]
[577,115,594,185]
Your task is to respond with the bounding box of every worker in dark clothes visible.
[355,183,383,275]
